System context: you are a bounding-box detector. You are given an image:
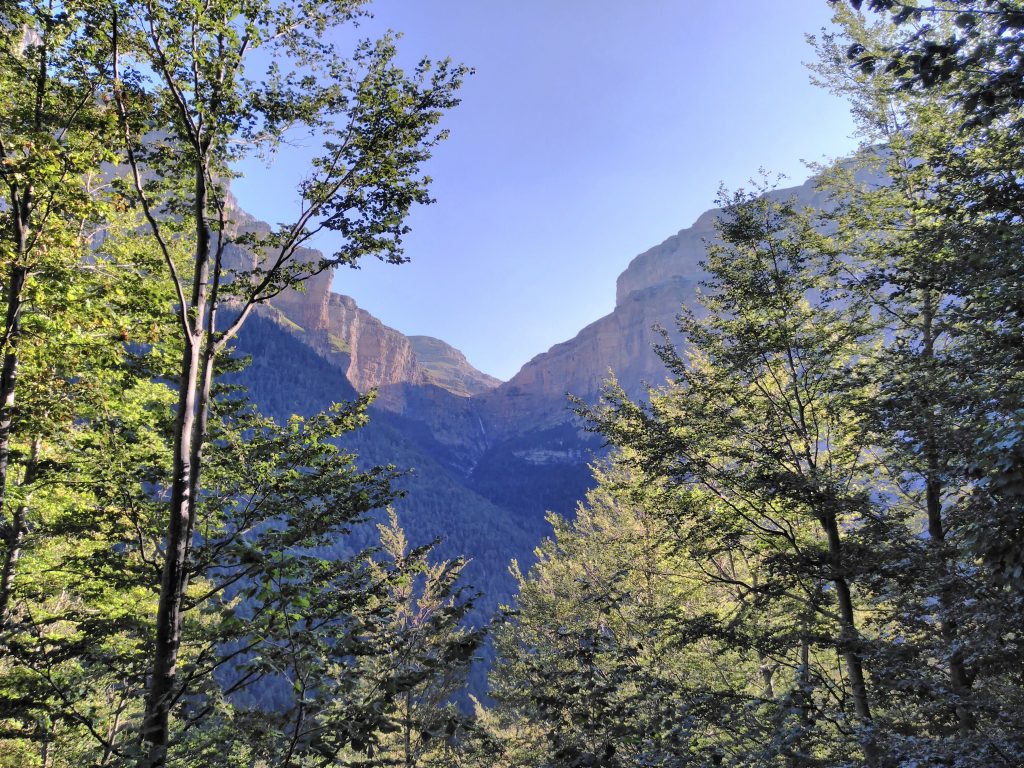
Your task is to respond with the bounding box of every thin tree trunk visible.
[0,246,30,628]
[0,264,27,506]
[759,654,776,700]
[821,512,878,765]
[141,336,200,763]
[141,157,213,766]
[0,437,40,625]
[921,289,975,734]
[404,689,413,768]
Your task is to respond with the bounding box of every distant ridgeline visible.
[228,172,827,657]
[228,172,830,594]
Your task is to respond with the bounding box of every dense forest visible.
[1,1,1023,767]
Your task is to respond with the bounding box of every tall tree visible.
[839,0,1024,127]
[489,468,738,768]
[0,0,118,627]
[583,186,885,765]
[808,7,1024,760]
[833,0,1024,591]
[105,2,468,762]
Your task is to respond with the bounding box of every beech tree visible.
[104,1,468,763]
[358,510,482,768]
[833,0,1024,590]
[806,6,1024,761]
[0,0,118,627]
[838,0,1024,127]
[489,470,722,767]
[582,186,885,766]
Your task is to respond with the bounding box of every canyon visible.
[233,173,824,627]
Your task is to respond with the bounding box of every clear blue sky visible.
[232,1,858,381]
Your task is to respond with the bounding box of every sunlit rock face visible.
[258,282,497,409]
[476,249,708,436]
[472,211,715,438]
[323,294,426,393]
[408,335,501,397]
[614,207,718,307]
[236,173,833,523]
[476,174,831,437]
[246,174,828,449]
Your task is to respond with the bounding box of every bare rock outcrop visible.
[479,175,828,436]
[408,336,501,397]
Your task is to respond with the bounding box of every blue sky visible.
[232,1,858,381]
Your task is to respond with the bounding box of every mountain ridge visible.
[234,171,828,609]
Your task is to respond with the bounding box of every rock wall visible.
[242,174,830,462]
[478,174,828,436]
[408,336,501,397]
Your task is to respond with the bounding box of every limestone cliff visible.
[238,173,830,477]
[478,174,828,435]
[477,277,696,433]
[263,290,503,414]
[223,204,497,408]
[408,336,501,397]
[322,294,427,393]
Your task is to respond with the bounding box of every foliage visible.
[4,1,1024,766]
[837,0,1024,127]
[0,1,484,767]
[484,6,1024,764]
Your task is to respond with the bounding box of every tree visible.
[804,8,1024,761]
[0,0,119,627]
[0,221,178,765]
[362,510,482,768]
[0,9,179,761]
[837,0,1024,127]
[489,469,725,768]
[832,0,1024,590]
[575,185,892,765]
[104,1,468,762]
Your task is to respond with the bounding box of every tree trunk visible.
[0,437,40,625]
[141,158,213,766]
[141,336,200,764]
[921,289,975,734]
[0,244,30,628]
[0,0,46,638]
[821,512,878,765]
[404,689,413,768]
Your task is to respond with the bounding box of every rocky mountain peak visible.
[614,207,718,307]
[408,336,501,397]
[479,174,831,435]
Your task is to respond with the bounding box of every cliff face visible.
[475,221,711,435]
[408,336,501,397]
[614,207,717,307]
[477,269,704,434]
[263,288,498,408]
[250,175,827,455]
[235,173,832,521]
[268,269,334,342]
[323,294,427,393]
[477,175,829,436]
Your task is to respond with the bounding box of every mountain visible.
[233,172,828,626]
[408,335,501,397]
[476,174,833,435]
